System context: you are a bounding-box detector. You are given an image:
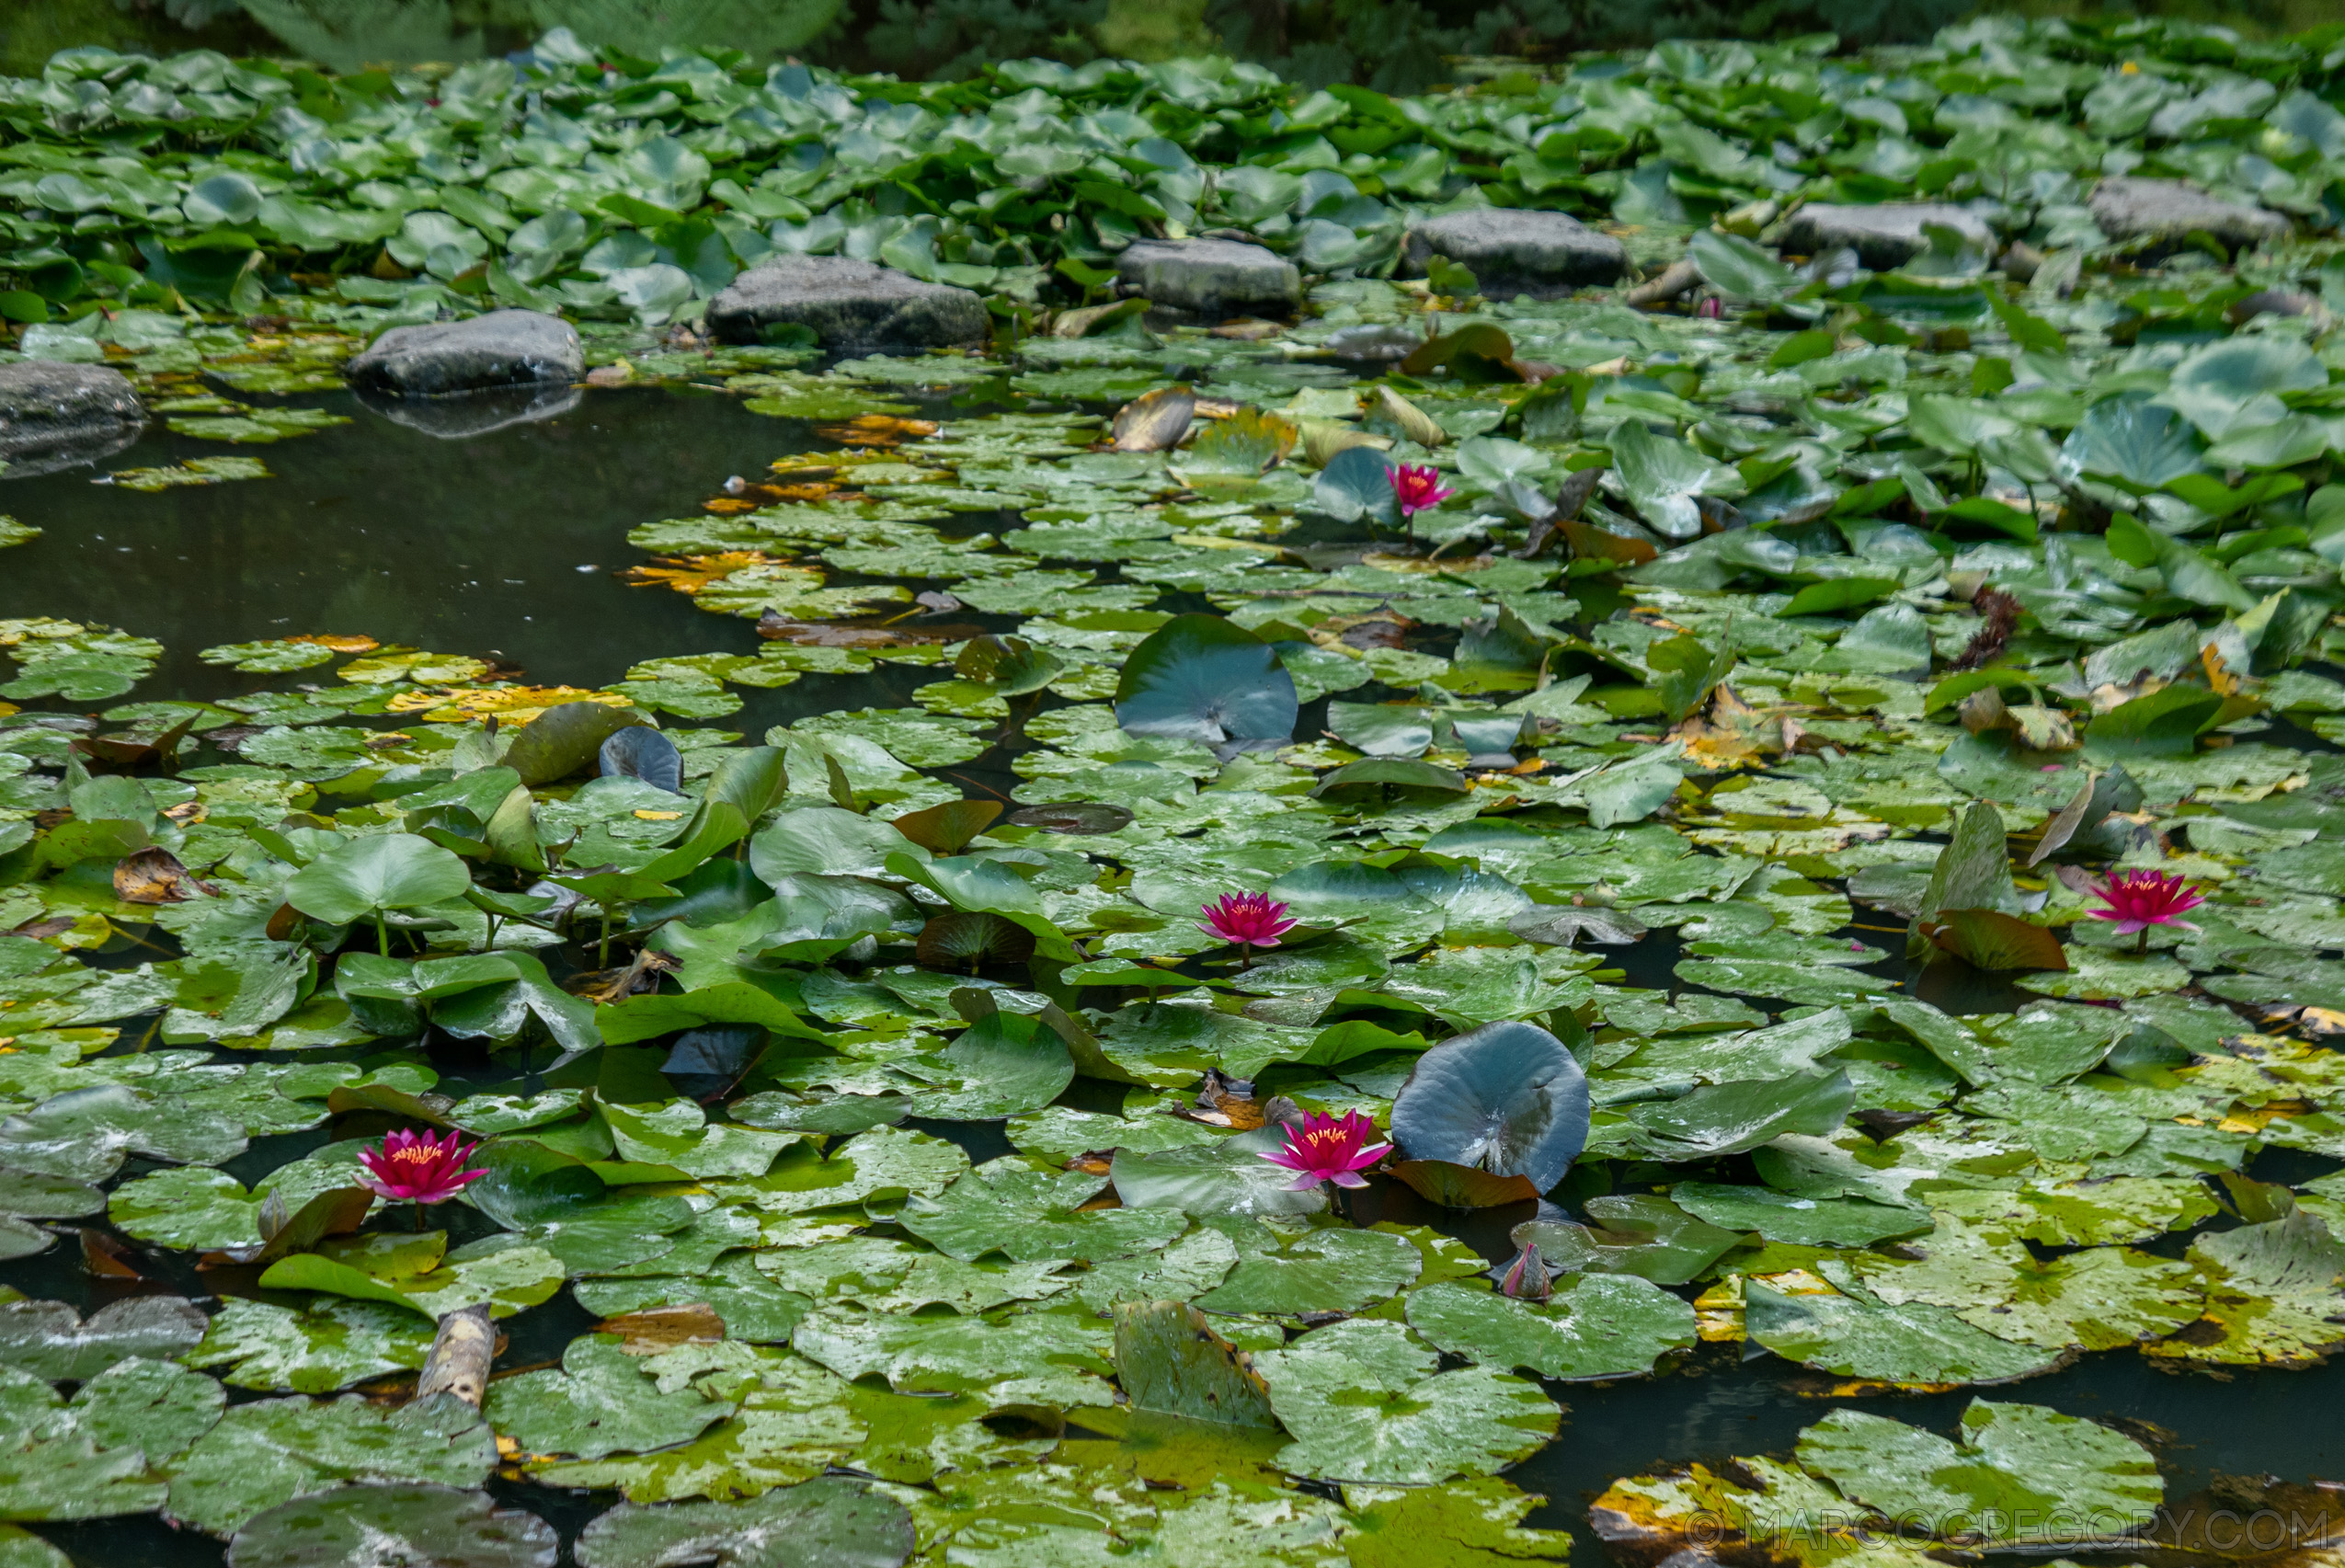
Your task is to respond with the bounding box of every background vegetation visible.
[6,0,2329,86]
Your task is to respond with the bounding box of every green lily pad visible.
[0,1297,206,1382]
[1404,1276,1698,1379]
[1253,1319,1559,1485]
[225,1484,558,1568]
[573,1476,913,1568]
[898,1161,1189,1263]
[1744,1280,2067,1386]
[188,1298,434,1394]
[483,1334,734,1461]
[164,1391,498,1537]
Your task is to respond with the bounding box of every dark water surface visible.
[1,385,893,726]
[4,384,2337,1566]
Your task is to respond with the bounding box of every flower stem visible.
[2135,929,2148,956]
[375,911,389,958]
[413,1201,425,1232]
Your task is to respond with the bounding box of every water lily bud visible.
[1498,1242,1551,1302]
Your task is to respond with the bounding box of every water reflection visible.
[1,385,814,701]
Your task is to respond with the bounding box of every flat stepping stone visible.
[0,361,145,478]
[346,309,581,396]
[706,256,988,349]
[1116,238,1300,318]
[1778,202,1995,269]
[2088,177,2289,255]
[1401,209,1628,296]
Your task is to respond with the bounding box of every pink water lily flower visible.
[2086,868,2204,955]
[1390,464,1455,519]
[2086,869,2204,936]
[357,1128,487,1207]
[1199,892,1297,957]
[1260,1110,1390,1191]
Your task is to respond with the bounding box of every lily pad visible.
[483,1334,734,1461]
[224,1484,558,1568]
[165,1392,498,1538]
[1389,1021,1589,1196]
[1253,1319,1559,1485]
[1404,1276,1698,1379]
[573,1477,913,1568]
[1744,1280,2067,1386]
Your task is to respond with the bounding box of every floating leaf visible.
[1390,1021,1590,1196]
[1744,1280,2066,1386]
[1253,1319,1558,1485]
[225,1484,557,1568]
[1112,1299,1277,1426]
[573,1477,914,1568]
[1405,1276,1697,1379]
[1114,614,1298,757]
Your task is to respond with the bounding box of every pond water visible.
[6,380,2343,1567]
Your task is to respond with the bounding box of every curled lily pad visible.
[225,1484,557,1568]
[503,703,651,787]
[1311,445,1400,526]
[598,727,683,795]
[1390,1021,1590,1196]
[915,910,1036,971]
[889,799,1002,855]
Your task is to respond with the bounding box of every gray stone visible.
[1777,203,1996,269]
[2088,177,2290,256]
[346,309,582,397]
[1400,209,1628,296]
[1116,238,1300,318]
[705,256,989,349]
[0,361,145,478]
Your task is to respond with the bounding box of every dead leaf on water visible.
[598,1304,726,1354]
[814,415,939,447]
[1112,386,1195,452]
[1211,317,1286,340]
[387,685,630,723]
[114,847,216,905]
[622,553,787,592]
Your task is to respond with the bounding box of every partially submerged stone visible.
[1778,202,1996,269]
[1401,209,1629,296]
[2088,177,2289,256]
[0,361,145,478]
[346,309,582,397]
[1116,238,1300,318]
[706,256,989,349]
